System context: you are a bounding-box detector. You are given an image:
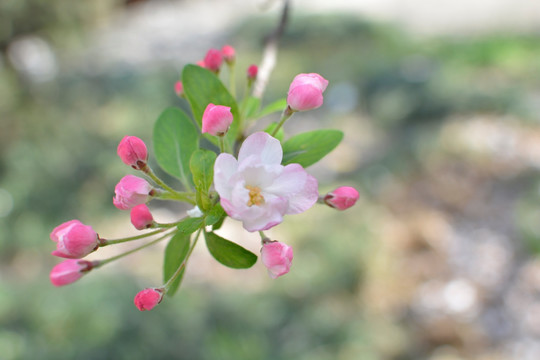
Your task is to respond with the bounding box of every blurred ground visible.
[2,0,540,359]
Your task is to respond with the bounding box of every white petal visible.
[239,163,283,189]
[238,132,282,166]
[240,196,288,232]
[265,163,307,197]
[286,172,319,214]
[214,153,238,199]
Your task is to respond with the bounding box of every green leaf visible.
[205,203,226,226]
[177,216,204,234]
[243,96,261,119]
[282,129,344,168]
[182,64,240,146]
[257,98,287,118]
[163,232,191,296]
[204,232,257,269]
[153,107,199,188]
[264,122,285,142]
[190,149,217,211]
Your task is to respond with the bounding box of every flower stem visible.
[163,228,203,292]
[96,231,174,267]
[270,105,294,137]
[142,163,193,195]
[155,190,196,205]
[99,228,170,246]
[219,136,226,153]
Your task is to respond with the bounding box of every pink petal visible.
[265,164,319,214]
[285,172,318,214]
[287,85,324,111]
[238,132,282,166]
[239,196,287,232]
[213,153,238,199]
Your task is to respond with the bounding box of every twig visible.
[252,0,290,99]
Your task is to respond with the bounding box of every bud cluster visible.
[49,44,359,311]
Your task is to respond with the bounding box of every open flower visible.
[214,132,318,232]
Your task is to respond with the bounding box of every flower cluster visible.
[49,45,359,311]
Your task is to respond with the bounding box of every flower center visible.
[246,185,265,207]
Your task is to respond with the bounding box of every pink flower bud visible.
[324,186,359,210]
[50,259,94,286]
[134,288,163,311]
[196,60,206,68]
[247,64,258,80]
[203,48,223,72]
[287,73,329,111]
[261,241,293,279]
[202,103,233,136]
[174,81,184,97]
[113,175,153,210]
[50,220,99,259]
[130,204,154,230]
[117,136,148,169]
[221,45,235,64]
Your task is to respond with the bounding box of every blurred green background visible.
[2,0,540,359]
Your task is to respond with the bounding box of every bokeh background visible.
[2,0,540,359]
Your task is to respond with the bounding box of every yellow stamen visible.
[246,185,265,206]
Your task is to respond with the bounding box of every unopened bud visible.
[130,204,154,230]
[113,175,153,210]
[287,73,328,112]
[202,103,233,137]
[50,220,99,259]
[324,186,359,210]
[50,259,94,286]
[174,81,184,97]
[203,48,223,73]
[117,136,148,170]
[221,45,235,64]
[247,64,258,81]
[261,241,293,279]
[134,288,164,311]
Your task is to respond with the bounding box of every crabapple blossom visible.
[117,136,148,169]
[203,48,223,72]
[50,259,94,286]
[130,204,154,230]
[174,81,184,97]
[202,103,233,136]
[113,175,153,210]
[247,64,258,80]
[214,132,318,232]
[221,45,235,64]
[287,73,328,111]
[50,220,99,259]
[324,186,359,210]
[261,240,293,279]
[134,288,163,311]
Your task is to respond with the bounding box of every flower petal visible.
[238,196,288,232]
[238,132,282,166]
[214,153,238,199]
[286,172,318,214]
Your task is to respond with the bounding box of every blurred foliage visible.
[1,4,540,359]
